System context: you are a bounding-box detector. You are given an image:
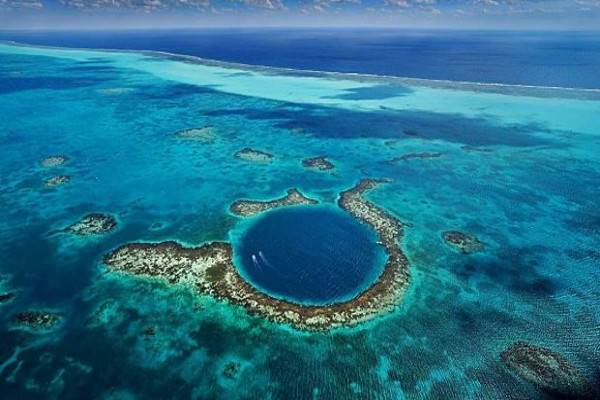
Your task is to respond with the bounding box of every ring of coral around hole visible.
[232,205,387,307]
[103,179,410,331]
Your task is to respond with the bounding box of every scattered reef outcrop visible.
[143,326,156,338]
[302,156,335,171]
[12,310,63,332]
[0,292,16,304]
[40,155,68,167]
[97,87,134,96]
[223,362,241,379]
[442,230,485,254]
[104,179,410,331]
[85,299,119,327]
[234,148,274,163]
[501,342,593,399]
[45,175,71,187]
[175,126,216,142]
[230,188,318,217]
[461,145,493,153]
[0,275,14,304]
[388,152,442,164]
[65,213,118,236]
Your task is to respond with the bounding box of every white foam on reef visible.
[1,41,599,136]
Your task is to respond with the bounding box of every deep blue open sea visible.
[1,29,600,88]
[0,30,599,399]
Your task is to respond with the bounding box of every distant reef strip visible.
[103,179,410,330]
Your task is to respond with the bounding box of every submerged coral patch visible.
[0,292,16,303]
[66,213,118,236]
[212,103,552,147]
[222,361,241,379]
[40,155,68,167]
[86,299,120,327]
[97,87,134,96]
[461,145,493,153]
[0,76,104,95]
[501,342,593,399]
[326,84,413,101]
[234,147,274,163]
[175,126,217,142]
[0,274,15,305]
[388,152,442,164]
[12,310,63,332]
[302,156,335,171]
[45,175,71,187]
[142,326,156,338]
[230,188,318,217]
[104,180,410,330]
[442,230,485,254]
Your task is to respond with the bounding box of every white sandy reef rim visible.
[1,42,599,137]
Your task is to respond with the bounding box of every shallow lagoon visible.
[0,41,599,399]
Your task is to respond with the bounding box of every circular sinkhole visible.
[234,206,386,306]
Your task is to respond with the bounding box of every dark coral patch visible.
[205,106,551,147]
[12,310,63,332]
[302,156,335,171]
[143,326,156,338]
[223,362,241,379]
[66,213,118,236]
[501,342,593,399]
[40,155,68,167]
[325,84,412,100]
[45,175,71,187]
[0,292,16,303]
[388,152,442,164]
[461,145,494,153]
[135,82,217,100]
[0,76,105,95]
[174,126,216,142]
[442,231,485,254]
[234,147,274,163]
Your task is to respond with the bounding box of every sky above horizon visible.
[0,0,599,30]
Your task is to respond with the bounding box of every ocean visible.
[0,31,599,399]
[1,29,600,88]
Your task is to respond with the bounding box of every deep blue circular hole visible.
[235,206,385,306]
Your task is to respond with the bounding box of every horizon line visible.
[2,25,600,32]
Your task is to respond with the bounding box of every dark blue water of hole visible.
[236,207,385,306]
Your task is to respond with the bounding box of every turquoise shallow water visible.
[0,42,599,399]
